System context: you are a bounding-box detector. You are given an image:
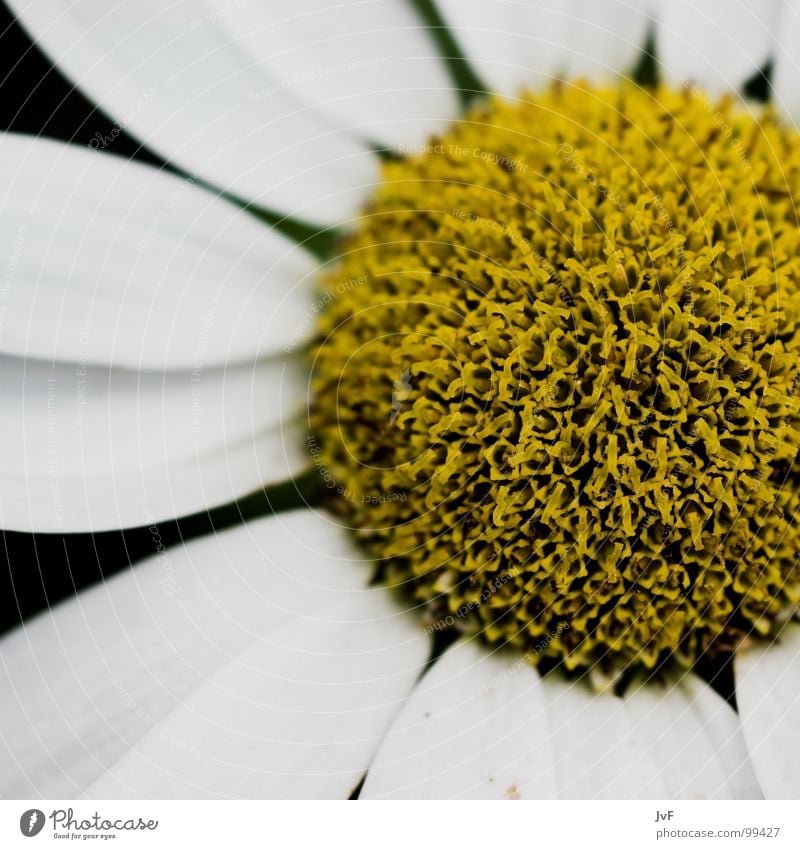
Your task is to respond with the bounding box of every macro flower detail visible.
[2,0,800,806]
[311,82,800,671]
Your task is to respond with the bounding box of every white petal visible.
[436,0,650,98]
[0,135,320,370]
[771,0,800,122]
[0,510,376,798]
[0,352,311,532]
[361,639,556,799]
[657,0,779,94]
[209,0,458,148]
[622,675,761,799]
[735,623,800,799]
[83,593,429,799]
[565,1,652,79]
[547,672,758,798]
[5,0,379,224]
[679,673,763,800]
[362,639,759,799]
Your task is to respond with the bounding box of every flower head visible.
[312,82,800,671]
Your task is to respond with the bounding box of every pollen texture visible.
[309,82,800,671]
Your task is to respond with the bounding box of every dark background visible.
[0,3,319,635]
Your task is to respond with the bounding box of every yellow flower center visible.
[309,81,800,672]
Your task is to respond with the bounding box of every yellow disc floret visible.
[309,81,800,671]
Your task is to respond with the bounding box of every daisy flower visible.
[1,0,800,800]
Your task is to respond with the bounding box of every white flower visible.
[1,0,799,800]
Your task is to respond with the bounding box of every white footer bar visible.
[2,800,797,848]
